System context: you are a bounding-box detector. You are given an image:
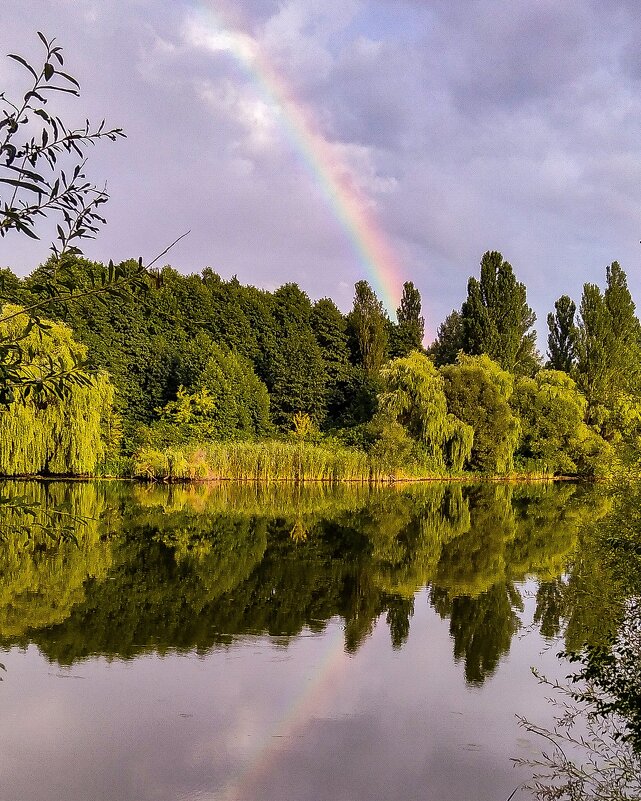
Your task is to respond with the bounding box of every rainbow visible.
[219,625,347,801]
[186,1,404,316]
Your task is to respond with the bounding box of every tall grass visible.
[131,440,436,483]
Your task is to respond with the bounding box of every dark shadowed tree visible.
[348,280,389,373]
[310,298,351,424]
[390,281,424,357]
[547,295,577,372]
[428,309,464,367]
[263,284,327,429]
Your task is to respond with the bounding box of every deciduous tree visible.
[348,280,389,373]
[547,295,576,372]
[461,251,538,374]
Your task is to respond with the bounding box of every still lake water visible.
[0,480,619,801]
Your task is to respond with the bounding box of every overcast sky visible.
[3,0,641,344]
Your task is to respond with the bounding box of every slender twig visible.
[146,230,191,270]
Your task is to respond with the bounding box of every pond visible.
[0,480,625,800]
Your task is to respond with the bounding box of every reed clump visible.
[131,440,435,483]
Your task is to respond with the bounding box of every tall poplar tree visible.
[574,262,641,438]
[461,251,538,375]
[574,283,612,429]
[604,261,641,390]
[391,281,425,357]
[547,295,577,372]
[348,280,389,373]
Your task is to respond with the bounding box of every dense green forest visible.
[1,249,640,480]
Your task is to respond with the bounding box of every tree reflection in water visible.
[0,479,624,685]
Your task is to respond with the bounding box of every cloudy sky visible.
[3,0,641,344]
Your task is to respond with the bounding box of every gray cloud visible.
[3,0,641,346]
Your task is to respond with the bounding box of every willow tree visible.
[0,306,116,475]
[510,369,611,476]
[441,354,520,474]
[378,351,473,471]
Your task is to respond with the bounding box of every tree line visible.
[1,247,639,479]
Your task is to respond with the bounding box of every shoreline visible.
[0,473,582,484]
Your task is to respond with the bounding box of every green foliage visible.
[367,417,417,475]
[378,351,473,471]
[428,309,464,367]
[564,598,641,754]
[519,597,641,799]
[0,307,116,475]
[1,32,124,252]
[573,264,641,442]
[260,283,328,429]
[348,280,389,373]
[145,346,271,446]
[461,251,539,374]
[547,294,577,372]
[511,369,612,476]
[441,354,520,473]
[390,281,425,357]
[310,297,353,423]
[574,282,612,428]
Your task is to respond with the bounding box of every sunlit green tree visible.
[377,351,473,471]
[441,354,520,473]
[461,251,539,374]
[0,306,117,475]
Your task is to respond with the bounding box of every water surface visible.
[0,480,621,800]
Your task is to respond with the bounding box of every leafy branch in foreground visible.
[0,34,190,408]
[515,598,641,800]
[1,31,124,256]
